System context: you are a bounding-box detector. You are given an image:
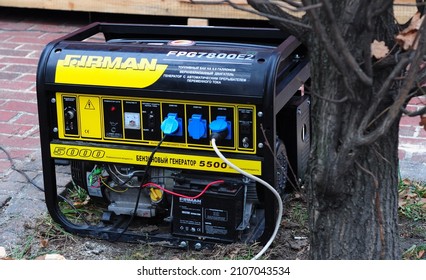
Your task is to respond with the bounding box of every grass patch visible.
[59,184,105,225]
[398,179,426,221]
[402,243,426,260]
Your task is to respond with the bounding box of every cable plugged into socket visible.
[209,116,230,142]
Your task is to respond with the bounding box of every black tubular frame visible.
[36,22,310,249]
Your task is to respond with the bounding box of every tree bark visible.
[305,0,401,259]
[305,0,402,259]
[249,0,404,259]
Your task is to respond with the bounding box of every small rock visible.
[289,239,308,251]
[0,246,7,258]
[36,254,66,260]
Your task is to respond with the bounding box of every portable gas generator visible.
[36,22,310,252]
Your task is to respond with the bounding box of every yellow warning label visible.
[50,143,262,175]
[55,54,168,88]
[79,96,101,138]
[84,99,95,110]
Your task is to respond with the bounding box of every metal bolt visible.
[194,243,202,250]
[50,98,56,104]
[293,54,301,61]
[53,127,58,133]
[297,109,302,115]
[179,241,188,248]
[258,143,264,149]
[257,111,263,118]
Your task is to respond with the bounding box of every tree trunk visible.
[247,0,425,259]
[307,74,401,259]
[305,0,401,259]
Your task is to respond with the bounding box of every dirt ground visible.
[5,191,425,260]
[6,195,309,260]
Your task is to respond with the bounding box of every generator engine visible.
[37,23,310,249]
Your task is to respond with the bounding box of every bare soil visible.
[11,195,309,260]
[7,193,425,260]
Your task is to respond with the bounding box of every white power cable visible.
[211,138,283,260]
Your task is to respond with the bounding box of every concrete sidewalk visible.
[0,7,425,251]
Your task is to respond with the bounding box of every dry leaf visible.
[73,196,90,208]
[395,12,425,50]
[39,239,49,248]
[371,40,389,59]
[417,250,425,259]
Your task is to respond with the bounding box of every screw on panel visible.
[194,243,202,250]
[53,127,58,133]
[51,98,56,104]
[179,241,188,248]
[258,143,264,149]
[257,111,263,118]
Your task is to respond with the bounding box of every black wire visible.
[113,135,167,241]
[0,146,91,225]
[0,146,45,192]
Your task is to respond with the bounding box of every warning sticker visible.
[78,96,101,139]
[84,99,95,110]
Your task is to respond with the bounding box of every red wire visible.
[142,180,225,199]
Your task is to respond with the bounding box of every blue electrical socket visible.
[210,116,232,140]
[161,113,183,136]
[188,114,207,140]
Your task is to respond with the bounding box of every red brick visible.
[16,43,44,52]
[0,31,46,38]
[0,80,34,91]
[0,90,37,102]
[26,85,37,94]
[16,74,37,83]
[411,152,426,162]
[418,127,426,138]
[0,48,33,57]
[400,115,421,126]
[3,64,37,75]
[0,42,22,50]
[398,149,406,160]
[399,137,426,146]
[2,148,39,160]
[405,104,422,112]
[0,22,36,31]
[39,33,65,43]
[0,111,18,122]
[0,57,38,66]
[27,50,43,59]
[30,24,82,34]
[13,113,39,125]
[0,72,21,80]
[0,135,40,149]
[0,101,38,114]
[399,125,416,137]
[0,123,35,136]
[0,160,12,175]
[8,35,59,45]
[409,96,426,106]
[0,34,13,42]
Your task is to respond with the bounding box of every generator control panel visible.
[37,22,310,251]
[56,93,256,153]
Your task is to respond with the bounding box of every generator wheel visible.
[275,137,288,197]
